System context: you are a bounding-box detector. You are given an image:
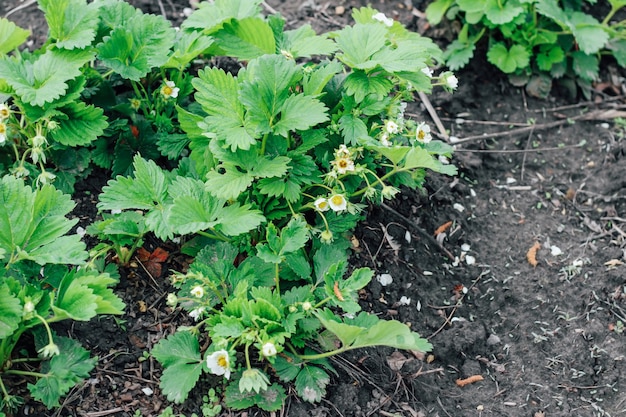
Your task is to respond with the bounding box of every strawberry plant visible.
[2,0,458,413]
[95,2,457,410]
[0,175,125,414]
[426,0,626,97]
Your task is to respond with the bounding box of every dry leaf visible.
[136,247,170,277]
[387,351,410,371]
[526,242,541,267]
[380,223,401,256]
[455,375,484,387]
[433,220,453,236]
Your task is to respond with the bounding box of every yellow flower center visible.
[217,356,228,368]
[0,123,6,134]
[0,109,8,118]
[162,86,173,96]
[417,130,425,140]
[330,195,344,205]
[318,201,328,209]
[338,159,348,168]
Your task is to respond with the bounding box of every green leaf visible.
[213,17,275,60]
[0,285,21,339]
[444,39,476,70]
[295,364,329,403]
[281,25,337,58]
[50,102,108,146]
[535,0,568,25]
[343,70,393,103]
[370,41,428,73]
[338,113,369,145]
[0,17,30,54]
[487,43,529,73]
[273,94,328,137]
[29,336,96,408]
[568,12,609,55]
[608,39,626,67]
[97,4,176,81]
[571,51,598,81]
[404,146,458,175]
[256,217,309,263]
[536,45,565,71]
[72,270,125,315]
[39,0,99,49]
[182,0,262,33]
[0,176,86,265]
[52,272,98,321]
[456,0,485,14]
[165,30,215,69]
[98,155,169,212]
[152,332,203,403]
[193,67,256,151]
[0,48,94,106]
[218,203,265,236]
[335,23,387,68]
[484,0,524,24]
[224,380,285,411]
[302,60,343,96]
[317,312,432,353]
[205,163,254,199]
[240,55,301,134]
[425,0,454,24]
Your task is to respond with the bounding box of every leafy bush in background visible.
[426,0,626,97]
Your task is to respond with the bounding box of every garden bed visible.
[1,1,625,416]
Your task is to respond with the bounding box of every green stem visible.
[244,343,252,370]
[4,369,48,378]
[274,263,280,294]
[34,313,54,347]
[196,230,231,242]
[260,133,269,155]
[0,377,10,401]
[603,4,623,25]
[296,347,348,361]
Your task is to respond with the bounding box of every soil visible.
[2,1,626,417]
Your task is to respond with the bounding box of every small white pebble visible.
[405,231,411,243]
[600,122,610,129]
[449,136,460,143]
[182,7,193,16]
[550,245,562,256]
[376,273,393,286]
[461,243,471,252]
[453,203,465,212]
[75,226,86,237]
[465,255,476,265]
[505,177,516,184]
[423,270,433,276]
[470,189,477,197]
[111,209,122,214]
[416,300,421,311]
[142,387,153,396]
[398,296,411,305]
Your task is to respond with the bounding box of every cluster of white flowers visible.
[331,144,355,175]
[314,194,347,213]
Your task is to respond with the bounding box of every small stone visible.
[376,273,393,286]
[335,5,345,15]
[486,334,501,345]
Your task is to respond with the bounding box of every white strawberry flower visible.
[415,122,432,144]
[328,194,347,212]
[160,80,180,99]
[372,12,393,27]
[314,197,330,212]
[206,350,231,379]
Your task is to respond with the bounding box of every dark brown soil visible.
[2,1,625,417]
